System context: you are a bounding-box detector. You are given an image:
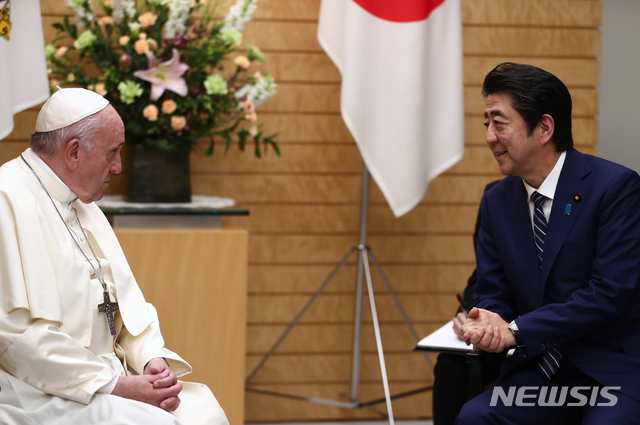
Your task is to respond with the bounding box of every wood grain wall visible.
[1,0,600,422]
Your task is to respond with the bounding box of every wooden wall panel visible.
[191,175,502,205]
[249,235,475,264]
[15,1,602,422]
[247,294,459,325]
[246,353,433,383]
[462,0,602,27]
[192,145,507,175]
[225,204,480,234]
[464,57,601,87]
[247,323,444,354]
[246,264,475,295]
[260,54,601,86]
[245,382,434,422]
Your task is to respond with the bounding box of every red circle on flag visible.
[352,0,446,23]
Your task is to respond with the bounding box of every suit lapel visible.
[504,177,543,304]
[541,148,592,289]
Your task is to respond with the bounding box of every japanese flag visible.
[318,0,465,217]
[0,0,49,141]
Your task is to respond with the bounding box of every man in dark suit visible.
[456,62,640,423]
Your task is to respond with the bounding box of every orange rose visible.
[134,39,150,54]
[54,46,68,58]
[162,99,178,114]
[171,115,187,131]
[242,99,255,113]
[99,16,114,26]
[143,104,159,122]
[234,55,250,69]
[138,12,158,28]
[94,83,107,96]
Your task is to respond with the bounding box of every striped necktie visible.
[531,191,563,379]
[531,191,548,267]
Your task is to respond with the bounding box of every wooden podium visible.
[104,204,248,425]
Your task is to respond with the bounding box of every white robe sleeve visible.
[0,309,119,404]
[117,303,192,377]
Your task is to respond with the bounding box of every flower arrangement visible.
[46,0,278,158]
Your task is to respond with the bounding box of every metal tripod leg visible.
[361,247,395,425]
[368,249,435,370]
[245,247,357,387]
[246,164,432,421]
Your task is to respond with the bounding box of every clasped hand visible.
[460,307,515,353]
[112,357,182,411]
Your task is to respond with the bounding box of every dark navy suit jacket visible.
[474,147,640,402]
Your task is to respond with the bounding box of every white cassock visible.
[0,149,229,425]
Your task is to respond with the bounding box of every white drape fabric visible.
[0,0,49,141]
[318,0,465,217]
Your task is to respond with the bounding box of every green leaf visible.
[269,139,281,157]
[224,132,233,154]
[238,128,250,152]
[204,140,214,156]
[265,133,278,142]
[253,131,263,159]
[51,35,70,44]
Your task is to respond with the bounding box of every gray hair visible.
[30,111,105,158]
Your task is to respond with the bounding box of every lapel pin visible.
[565,204,572,215]
[574,194,581,202]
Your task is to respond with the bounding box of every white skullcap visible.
[36,88,110,132]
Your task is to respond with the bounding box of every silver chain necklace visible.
[21,154,119,335]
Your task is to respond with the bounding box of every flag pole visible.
[245,163,433,421]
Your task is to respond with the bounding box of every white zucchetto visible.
[36,88,110,132]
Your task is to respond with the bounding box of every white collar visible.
[523,150,567,202]
[21,148,78,204]
[28,149,69,188]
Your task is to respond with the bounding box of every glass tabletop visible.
[100,206,249,216]
[97,194,249,216]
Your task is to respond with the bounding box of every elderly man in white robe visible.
[0,88,229,425]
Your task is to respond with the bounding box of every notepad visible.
[415,319,472,353]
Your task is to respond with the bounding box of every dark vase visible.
[127,144,191,203]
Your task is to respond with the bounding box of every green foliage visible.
[46,0,279,158]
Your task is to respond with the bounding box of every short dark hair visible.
[481,62,573,152]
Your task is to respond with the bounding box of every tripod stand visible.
[245,165,434,424]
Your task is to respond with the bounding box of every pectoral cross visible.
[98,291,119,335]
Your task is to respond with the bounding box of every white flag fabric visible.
[0,0,50,141]
[318,0,465,217]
